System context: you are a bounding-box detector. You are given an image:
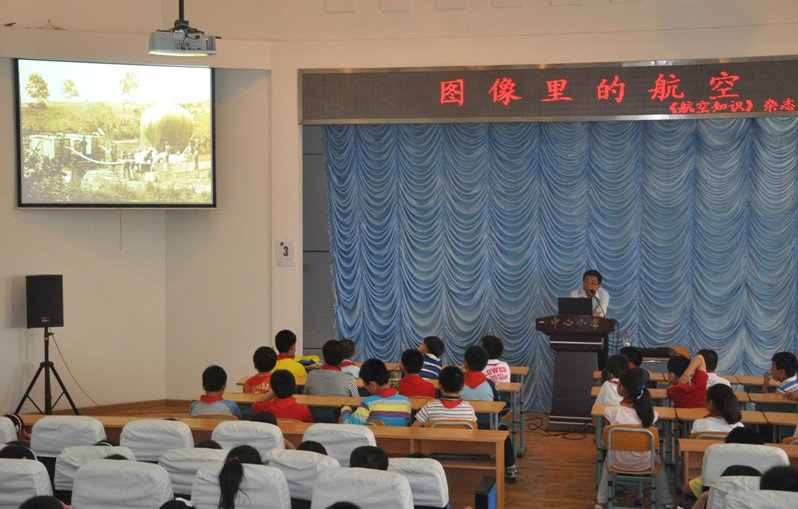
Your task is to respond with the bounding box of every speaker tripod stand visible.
[15,326,79,415]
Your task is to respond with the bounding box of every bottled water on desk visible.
[623,330,631,347]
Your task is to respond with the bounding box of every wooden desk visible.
[236,375,366,389]
[279,422,507,509]
[713,374,739,384]
[765,412,798,427]
[592,371,667,382]
[220,393,506,429]
[763,412,798,443]
[749,392,798,406]
[21,413,507,508]
[647,388,750,403]
[675,408,767,437]
[679,438,798,485]
[237,375,520,393]
[21,413,222,443]
[735,376,780,388]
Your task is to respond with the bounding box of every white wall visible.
[0,56,167,412]
[164,68,271,399]
[3,0,798,406]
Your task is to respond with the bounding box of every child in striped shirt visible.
[419,335,445,380]
[413,366,476,426]
[763,351,798,394]
[341,359,412,426]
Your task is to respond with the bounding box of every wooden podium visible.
[536,315,616,431]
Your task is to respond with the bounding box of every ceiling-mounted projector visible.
[149,0,216,57]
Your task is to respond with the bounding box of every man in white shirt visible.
[570,269,610,318]
[571,269,610,369]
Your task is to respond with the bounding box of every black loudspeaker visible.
[26,275,64,328]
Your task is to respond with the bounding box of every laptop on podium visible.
[557,297,592,315]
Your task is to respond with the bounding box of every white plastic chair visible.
[158,447,228,496]
[71,458,173,508]
[388,457,449,508]
[120,419,194,462]
[310,467,413,509]
[701,444,790,488]
[55,445,135,491]
[263,448,340,502]
[211,420,285,452]
[0,458,53,509]
[706,476,762,509]
[0,416,17,445]
[31,415,106,457]
[722,490,798,508]
[191,463,292,509]
[302,423,376,467]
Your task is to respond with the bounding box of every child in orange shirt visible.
[243,346,277,394]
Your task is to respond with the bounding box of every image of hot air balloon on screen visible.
[15,59,214,207]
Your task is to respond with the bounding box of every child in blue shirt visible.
[419,335,445,380]
[189,365,242,419]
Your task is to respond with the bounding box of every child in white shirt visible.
[697,349,731,389]
[594,355,628,406]
[481,335,511,384]
[595,368,674,509]
[691,384,744,434]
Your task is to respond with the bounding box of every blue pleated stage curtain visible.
[322,119,798,412]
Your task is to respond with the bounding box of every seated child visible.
[595,368,673,509]
[594,355,628,406]
[760,465,798,492]
[666,353,708,408]
[218,445,262,508]
[481,335,511,384]
[398,349,436,398]
[413,366,476,427]
[459,345,518,481]
[253,370,313,422]
[189,365,242,418]
[3,413,29,441]
[697,348,731,388]
[349,445,389,470]
[0,443,36,459]
[460,345,499,402]
[297,440,327,455]
[682,426,764,500]
[617,346,650,384]
[690,465,762,509]
[341,359,411,426]
[305,340,359,397]
[419,335,445,380]
[338,338,361,378]
[272,329,308,379]
[691,384,744,434]
[243,346,277,394]
[19,497,67,509]
[764,351,798,394]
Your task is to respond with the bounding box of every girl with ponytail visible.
[691,384,744,433]
[218,444,262,509]
[595,368,674,509]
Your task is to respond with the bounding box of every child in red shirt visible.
[666,353,708,408]
[253,370,313,422]
[398,349,436,398]
[243,346,277,394]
